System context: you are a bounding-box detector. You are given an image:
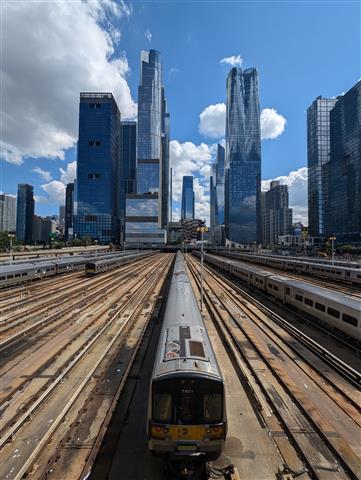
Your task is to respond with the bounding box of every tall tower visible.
[16,184,34,243]
[64,183,74,240]
[307,96,337,237]
[161,88,170,228]
[225,67,261,245]
[181,176,195,221]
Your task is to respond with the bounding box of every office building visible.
[263,181,293,245]
[65,183,74,240]
[225,67,261,245]
[59,205,65,229]
[73,93,121,244]
[307,96,337,237]
[0,194,16,232]
[16,184,34,243]
[125,193,165,244]
[161,88,170,227]
[181,176,195,221]
[324,80,361,241]
[120,121,137,239]
[215,144,225,226]
[210,165,217,230]
[32,216,57,243]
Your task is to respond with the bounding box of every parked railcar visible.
[148,252,226,461]
[85,251,158,276]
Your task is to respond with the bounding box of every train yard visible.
[0,251,360,480]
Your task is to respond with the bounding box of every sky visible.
[1,0,360,225]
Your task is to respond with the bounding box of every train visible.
[0,251,137,288]
[147,252,227,464]
[196,253,361,342]
[212,251,361,285]
[85,251,159,275]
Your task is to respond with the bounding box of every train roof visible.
[152,252,223,383]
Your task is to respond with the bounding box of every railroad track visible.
[0,253,173,480]
[187,255,361,480]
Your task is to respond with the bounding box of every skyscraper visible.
[161,88,170,228]
[0,194,16,232]
[324,80,361,241]
[215,143,225,226]
[120,121,137,239]
[73,93,121,244]
[16,184,34,243]
[59,205,65,229]
[263,181,293,245]
[225,67,261,245]
[210,165,217,230]
[307,96,337,237]
[65,183,74,240]
[181,176,195,221]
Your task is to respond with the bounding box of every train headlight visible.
[205,425,225,439]
[150,424,168,439]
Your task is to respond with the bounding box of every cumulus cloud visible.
[260,108,286,140]
[262,167,308,224]
[1,0,136,165]
[220,55,243,67]
[41,181,66,204]
[199,103,286,140]
[145,29,152,43]
[60,161,77,185]
[32,167,52,182]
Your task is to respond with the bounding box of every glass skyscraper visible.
[161,88,170,228]
[181,176,195,221]
[16,184,34,243]
[307,96,337,237]
[324,80,361,241]
[120,121,136,239]
[64,182,74,240]
[225,67,261,245]
[73,92,121,244]
[263,181,293,245]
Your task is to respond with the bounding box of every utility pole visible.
[330,235,336,265]
[8,234,15,265]
[197,225,209,312]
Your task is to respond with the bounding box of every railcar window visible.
[342,314,358,327]
[204,394,222,423]
[21,273,27,276]
[273,286,279,291]
[295,294,303,302]
[7,275,14,279]
[153,393,172,422]
[15,274,21,278]
[304,298,313,306]
[286,288,290,295]
[327,307,340,319]
[0,276,5,280]
[315,302,325,312]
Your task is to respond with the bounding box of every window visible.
[342,314,358,327]
[7,275,14,279]
[315,302,325,312]
[286,288,290,295]
[15,273,21,278]
[22,272,27,276]
[273,285,279,291]
[295,294,303,302]
[304,298,313,307]
[204,394,222,423]
[0,276,5,280]
[327,307,340,319]
[88,140,101,147]
[88,173,100,179]
[346,272,350,276]
[153,393,172,423]
[90,103,101,108]
[85,215,97,222]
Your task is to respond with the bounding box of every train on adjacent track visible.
[147,252,227,464]
[85,251,158,275]
[197,253,361,342]
[213,251,361,285]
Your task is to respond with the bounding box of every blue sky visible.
[1,0,360,224]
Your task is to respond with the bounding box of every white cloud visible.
[145,28,152,43]
[220,55,243,67]
[1,0,136,165]
[262,167,308,224]
[170,67,180,75]
[199,103,226,138]
[32,167,52,182]
[41,181,66,204]
[260,108,286,140]
[59,161,77,185]
[199,103,287,140]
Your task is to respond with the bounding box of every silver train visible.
[85,250,158,275]
[213,251,361,285]
[0,251,136,288]
[147,252,227,460]
[197,253,361,342]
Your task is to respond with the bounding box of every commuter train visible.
[0,251,136,288]
[148,252,227,461]
[197,253,361,342]
[85,250,158,276]
[213,251,361,286]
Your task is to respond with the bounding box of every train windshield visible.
[152,378,223,424]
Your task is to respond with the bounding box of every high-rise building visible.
[32,216,57,243]
[73,93,121,244]
[324,80,361,241]
[215,144,225,226]
[59,205,65,229]
[16,184,34,243]
[65,183,74,240]
[181,176,195,221]
[125,49,168,245]
[307,96,337,237]
[120,121,137,239]
[263,181,293,245]
[0,194,16,232]
[225,67,261,245]
[210,165,217,230]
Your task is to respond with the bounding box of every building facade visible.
[181,176,195,221]
[32,216,57,243]
[59,205,65,229]
[210,165,217,230]
[263,181,293,245]
[65,183,74,240]
[307,96,337,237]
[16,184,34,243]
[225,67,261,245]
[73,93,121,244]
[120,121,137,239]
[161,88,170,228]
[0,194,16,232]
[125,193,165,244]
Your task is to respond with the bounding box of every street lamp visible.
[329,235,336,265]
[197,226,209,312]
[8,234,15,265]
[94,239,98,258]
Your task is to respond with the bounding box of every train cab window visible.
[204,394,222,423]
[327,307,340,319]
[304,298,313,307]
[295,294,303,302]
[153,393,172,423]
[286,288,290,295]
[178,395,196,424]
[273,285,279,291]
[315,302,325,312]
[342,314,358,327]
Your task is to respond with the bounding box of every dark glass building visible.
[161,88,170,228]
[307,96,337,237]
[64,182,74,240]
[216,143,225,226]
[324,80,361,241]
[210,165,217,230]
[181,176,195,221]
[225,67,261,245]
[73,92,121,244]
[16,183,34,243]
[120,121,136,239]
